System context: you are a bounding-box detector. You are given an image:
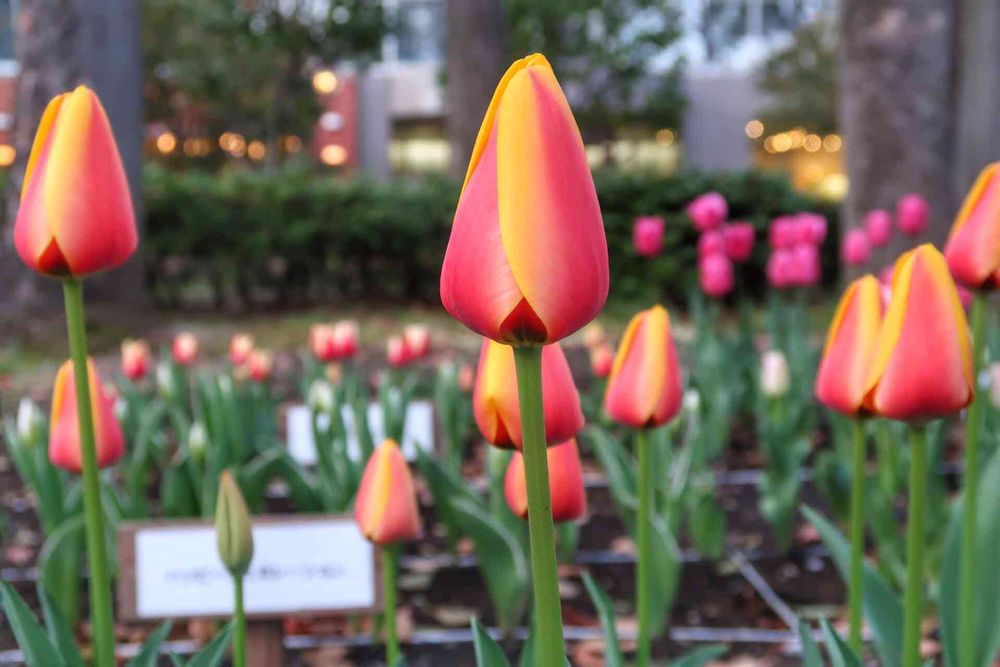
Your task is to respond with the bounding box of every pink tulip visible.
[797,213,828,245]
[864,209,893,248]
[724,222,755,262]
[699,253,734,297]
[956,284,973,312]
[896,193,929,236]
[769,216,798,249]
[687,192,728,232]
[791,244,821,286]
[697,229,726,258]
[878,264,895,286]
[842,229,871,266]
[632,216,664,258]
[767,249,795,288]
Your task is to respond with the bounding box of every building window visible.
[396,0,444,63]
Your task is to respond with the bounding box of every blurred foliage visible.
[141,0,386,156]
[757,19,838,134]
[143,165,839,309]
[503,0,686,139]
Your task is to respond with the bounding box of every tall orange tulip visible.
[604,306,683,429]
[815,275,883,415]
[473,338,583,449]
[49,358,124,473]
[354,439,421,545]
[14,86,137,278]
[440,54,608,345]
[863,244,974,420]
[504,438,587,523]
[944,162,1000,289]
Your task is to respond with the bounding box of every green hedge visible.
[143,164,839,308]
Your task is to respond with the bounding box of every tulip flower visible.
[172,332,198,366]
[815,276,883,415]
[687,192,728,232]
[698,252,734,297]
[697,229,726,258]
[504,438,586,522]
[310,324,337,362]
[440,54,608,346]
[457,363,475,393]
[332,320,359,359]
[767,249,795,288]
[13,86,137,278]
[582,322,606,350]
[797,213,828,245]
[247,350,273,382]
[790,243,821,286]
[896,193,929,237]
[760,349,790,398]
[863,244,973,420]
[864,209,894,248]
[121,339,151,381]
[944,162,1000,288]
[842,229,871,267]
[215,470,254,667]
[49,358,124,472]
[633,215,664,258]
[769,216,798,249]
[604,305,683,429]
[473,339,583,449]
[403,324,430,359]
[723,222,755,262]
[589,343,614,378]
[229,334,254,367]
[386,335,409,368]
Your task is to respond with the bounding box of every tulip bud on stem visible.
[635,428,654,667]
[902,424,928,667]
[62,279,115,667]
[512,346,564,666]
[382,545,400,664]
[959,291,987,667]
[847,419,866,653]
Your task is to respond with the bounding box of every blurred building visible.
[0,0,17,167]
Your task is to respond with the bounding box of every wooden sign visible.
[285,399,436,465]
[117,515,381,621]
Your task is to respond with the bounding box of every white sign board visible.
[286,399,435,466]
[118,516,379,620]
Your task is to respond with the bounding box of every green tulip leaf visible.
[582,573,625,667]
[127,621,173,667]
[471,618,512,667]
[0,581,62,667]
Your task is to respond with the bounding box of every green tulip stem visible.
[382,545,400,664]
[636,428,653,667]
[233,576,247,667]
[513,346,564,667]
[62,279,115,667]
[959,291,986,667]
[902,424,928,667]
[848,418,866,652]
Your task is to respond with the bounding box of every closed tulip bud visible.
[769,216,798,249]
[440,54,608,346]
[842,229,871,267]
[864,210,894,248]
[582,323,606,350]
[687,192,728,232]
[354,439,421,545]
[49,359,124,472]
[310,324,337,362]
[229,334,254,366]
[697,229,726,258]
[864,244,973,420]
[790,243,821,286]
[760,350,790,398]
[944,162,1000,288]
[723,222,755,262]
[308,379,336,413]
[474,339,583,449]
[172,332,198,366]
[403,324,431,359]
[504,438,587,523]
[188,421,208,462]
[632,215,665,258]
[604,306,683,429]
[121,339,151,381]
[590,343,614,378]
[247,349,273,382]
[215,471,254,578]
[699,252,734,297]
[797,213,828,245]
[767,248,795,288]
[896,193,929,237]
[13,86,137,278]
[16,398,44,445]
[815,276,883,415]
[332,320,359,359]
[387,335,410,368]
[155,360,176,399]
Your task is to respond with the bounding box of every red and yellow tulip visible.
[863,244,974,420]
[229,333,254,367]
[354,439,421,545]
[604,306,683,429]
[815,275,882,415]
[14,86,137,278]
[121,339,151,382]
[504,438,587,523]
[440,54,608,345]
[473,339,583,449]
[49,358,124,472]
[247,349,273,383]
[172,332,199,366]
[944,162,1000,289]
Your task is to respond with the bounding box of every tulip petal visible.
[354,440,421,545]
[605,307,668,427]
[503,438,586,523]
[945,162,1000,287]
[49,359,124,473]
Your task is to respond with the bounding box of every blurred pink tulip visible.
[791,244,821,286]
[896,193,929,236]
[697,229,726,258]
[767,249,795,288]
[699,253,734,297]
[769,216,798,249]
[956,284,973,311]
[687,192,728,232]
[797,213,828,245]
[387,336,409,368]
[842,229,871,266]
[878,264,895,286]
[403,324,431,359]
[864,209,893,248]
[632,216,665,258]
[723,222,755,262]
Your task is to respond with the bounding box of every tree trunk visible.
[839,0,955,268]
[445,0,507,178]
[953,0,1000,196]
[1,0,144,316]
